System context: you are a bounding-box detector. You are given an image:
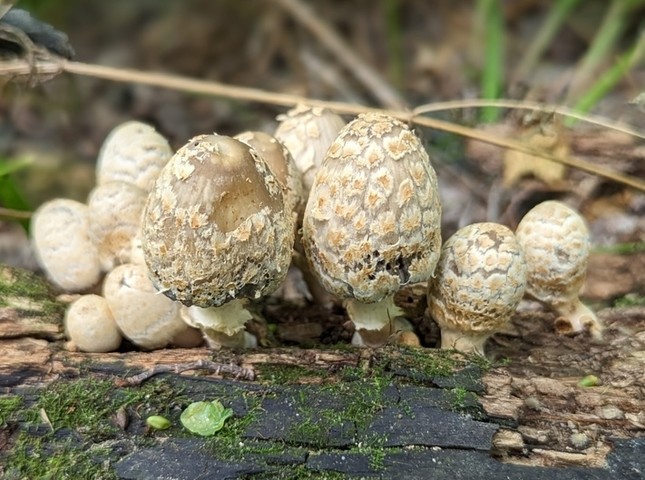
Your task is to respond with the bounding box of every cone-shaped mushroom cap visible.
[274,104,345,196]
[96,121,172,192]
[428,222,527,340]
[31,199,102,292]
[515,201,589,305]
[303,113,442,303]
[142,134,294,307]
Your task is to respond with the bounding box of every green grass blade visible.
[478,0,504,122]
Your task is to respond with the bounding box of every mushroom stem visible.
[552,298,603,340]
[439,328,490,355]
[181,299,257,348]
[345,295,404,347]
[202,329,258,349]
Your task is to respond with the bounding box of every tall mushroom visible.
[142,134,294,348]
[427,222,527,354]
[515,200,602,338]
[302,113,442,346]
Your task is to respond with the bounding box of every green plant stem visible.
[478,0,504,122]
[567,0,643,103]
[383,0,404,89]
[513,0,582,82]
[567,28,645,126]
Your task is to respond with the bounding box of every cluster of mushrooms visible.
[30,107,602,355]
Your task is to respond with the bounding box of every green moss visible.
[614,293,645,307]
[257,364,326,385]
[3,433,117,480]
[0,395,23,424]
[0,266,64,318]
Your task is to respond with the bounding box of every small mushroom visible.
[31,198,102,292]
[103,263,200,350]
[64,294,122,352]
[274,104,346,197]
[142,134,294,348]
[515,200,602,338]
[427,222,527,354]
[96,121,172,192]
[302,113,442,346]
[87,181,147,271]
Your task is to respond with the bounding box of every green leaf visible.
[180,400,233,437]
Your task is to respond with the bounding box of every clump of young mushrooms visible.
[302,112,442,346]
[515,200,602,339]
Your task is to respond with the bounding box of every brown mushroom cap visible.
[142,134,294,307]
[428,222,527,352]
[303,112,442,303]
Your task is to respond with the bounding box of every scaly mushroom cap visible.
[303,113,442,303]
[96,121,172,192]
[235,130,305,218]
[31,199,102,292]
[142,134,294,307]
[515,201,589,305]
[428,222,527,349]
[274,104,346,196]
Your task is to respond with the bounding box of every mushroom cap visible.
[87,181,147,271]
[235,130,305,217]
[142,134,294,307]
[274,104,346,196]
[428,222,527,336]
[64,294,122,353]
[103,263,190,350]
[31,198,102,292]
[302,113,442,303]
[96,121,172,192]
[515,200,590,305]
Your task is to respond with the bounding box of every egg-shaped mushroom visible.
[515,200,602,338]
[96,120,172,192]
[274,104,346,197]
[302,113,442,346]
[31,198,102,292]
[427,222,527,354]
[142,134,294,348]
[64,294,122,353]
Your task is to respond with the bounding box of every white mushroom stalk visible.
[515,200,602,339]
[427,223,527,355]
[303,113,442,347]
[142,134,294,349]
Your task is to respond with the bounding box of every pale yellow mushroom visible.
[64,294,122,353]
[515,201,602,339]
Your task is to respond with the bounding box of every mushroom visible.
[515,200,602,338]
[103,263,201,350]
[142,134,294,348]
[274,104,346,197]
[302,113,442,347]
[96,120,172,192]
[234,130,304,219]
[64,294,122,353]
[87,181,147,271]
[427,222,527,354]
[31,198,102,292]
